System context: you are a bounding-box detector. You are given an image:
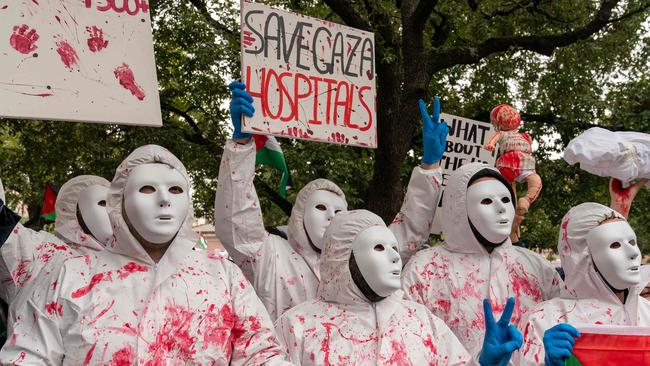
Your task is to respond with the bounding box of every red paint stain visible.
[56,40,79,69]
[147,303,197,363]
[9,24,39,54]
[286,277,296,285]
[89,299,115,325]
[611,178,631,215]
[434,299,451,313]
[9,351,25,364]
[201,304,235,354]
[423,334,437,356]
[83,341,97,366]
[86,25,108,52]
[45,301,63,316]
[113,63,145,100]
[320,322,335,366]
[110,345,135,366]
[117,261,148,279]
[12,259,32,287]
[71,271,111,298]
[388,340,412,366]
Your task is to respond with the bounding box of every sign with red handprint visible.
[0,0,161,126]
[240,0,377,148]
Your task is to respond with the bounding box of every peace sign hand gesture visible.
[479,297,523,366]
[419,97,448,165]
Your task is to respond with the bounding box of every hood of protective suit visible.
[0,178,5,203]
[287,178,347,271]
[442,162,513,254]
[55,175,111,250]
[318,209,385,305]
[559,202,640,303]
[107,145,197,265]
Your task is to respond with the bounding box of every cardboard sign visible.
[240,0,377,148]
[430,113,497,234]
[0,0,162,126]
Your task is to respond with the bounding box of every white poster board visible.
[0,0,162,126]
[240,0,377,148]
[430,113,497,234]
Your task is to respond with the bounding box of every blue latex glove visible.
[418,97,448,164]
[229,81,255,140]
[543,323,580,366]
[479,297,524,366]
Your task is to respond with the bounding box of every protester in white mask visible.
[0,145,292,365]
[276,209,523,366]
[0,176,111,306]
[517,203,650,366]
[402,163,563,355]
[215,82,447,320]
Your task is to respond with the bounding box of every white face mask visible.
[466,179,515,244]
[351,226,402,297]
[303,190,346,250]
[123,163,189,245]
[587,220,641,290]
[77,184,112,244]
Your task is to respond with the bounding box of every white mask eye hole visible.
[630,239,637,246]
[481,198,493,205]
[315,204,327,211]
[139,185,155,194]
[374,244,385,252]
[392,246,398,252]
[98,200,106,207]
[610,242,621,249]
[501,197,511,204]
[169,186,184,194]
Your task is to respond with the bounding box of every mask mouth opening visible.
[466,168,516,248]
[349,251,385,303]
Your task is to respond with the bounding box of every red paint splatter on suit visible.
[114,63,145,100]
[147,303,197,364]
[388,340,413,366]
[12,259,32,286]
[611,178,632,215]
[320,322,335,366]
[117,261,148,279]
[201,304,234,355]
[89,299,115,325]
[56,40,79,69]
[423,334,437,356]
[110,345,135,366]
[45,301,63,316]
[83,341,97,366]
[71,271,112,298]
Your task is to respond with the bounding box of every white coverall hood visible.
[558,202,638,302]
[0,178,5,203]
[55,175,110,250]
[107,145,197,265]
[318,209,385,305]
[442,162,513,254]
[287,178,347,272]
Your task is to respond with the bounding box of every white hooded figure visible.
[275,209,474,365]
[0,145,291,365]
[401,163,563,354]
[516,202,650,366]
[0,175,111,305]
[215,141,441,321]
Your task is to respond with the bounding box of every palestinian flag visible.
[253,135,292,198]
[40,185,57,222]
[565,325,650,365]
[196,233,208,250]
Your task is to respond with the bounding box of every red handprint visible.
[56,40,79,69]
[86,26,108,52]
[9,24,39,54]
[330,132,349,144]
[114,63,145,100]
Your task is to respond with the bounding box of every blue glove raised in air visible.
[479,297,524,366]
[229,81,255,140]
[543,323,580,366]
[418,97,448,164]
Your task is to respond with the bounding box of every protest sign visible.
[240,0,377,148]
[430,113,497,234]
[0,0,162,126]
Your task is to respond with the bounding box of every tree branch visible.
[161,101,219,150]
[361,0,398,49]
[412,0,439,32]
[427,0,621,74]
[254,177,293,216]
[187,0,238,39]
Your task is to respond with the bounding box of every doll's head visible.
[490,104,521,131]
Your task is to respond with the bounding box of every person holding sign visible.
[275,209,522,366]
[215,82,447,321]
[0,145,292,365]
[401,162,563,356]
[516,202,650,366]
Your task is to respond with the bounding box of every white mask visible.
[123,163,189,245]
[351,226,402,297]
[466,179,515,244]
[77,184,112,244]
[303,190,346,250]
[587,220,641,290]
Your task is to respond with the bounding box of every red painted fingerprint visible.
[114,63,145,100]
[56,40,79,69]
[9,24,39,54]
